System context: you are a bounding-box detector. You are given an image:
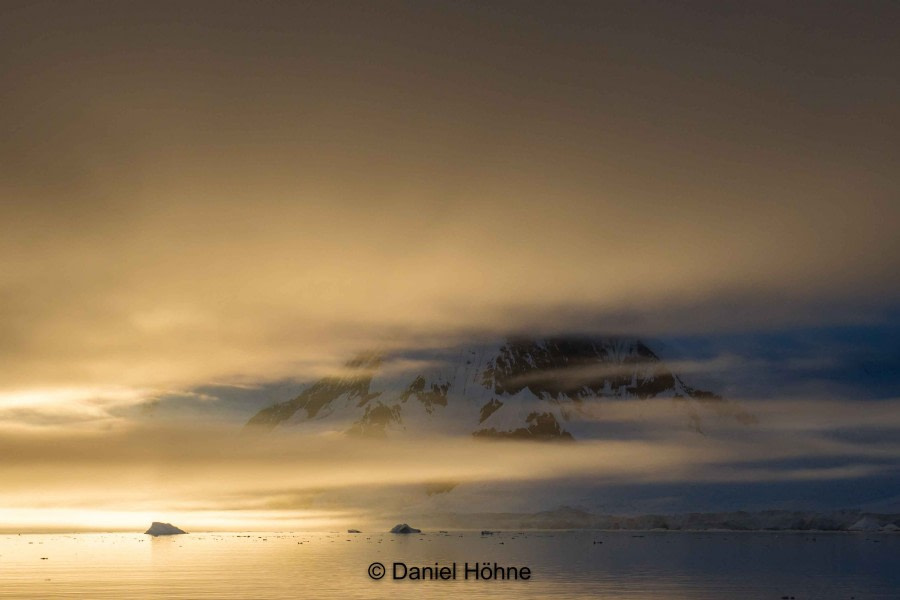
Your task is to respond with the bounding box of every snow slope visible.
[246,337,753,439]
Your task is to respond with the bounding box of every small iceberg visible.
[389,523,421,534]
[347,529,361,533]
[144,522,188,536]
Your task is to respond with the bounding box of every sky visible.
[1,1,899,530]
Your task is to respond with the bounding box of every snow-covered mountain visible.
[246,337,754,439]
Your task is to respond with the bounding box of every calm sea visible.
[0,530,896,599]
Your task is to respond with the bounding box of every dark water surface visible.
[0,530,896,599]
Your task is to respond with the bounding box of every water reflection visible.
[0,531,897,599]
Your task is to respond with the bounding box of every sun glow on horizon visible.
[0,508,351,534]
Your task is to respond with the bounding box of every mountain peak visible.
[247,336,751,439]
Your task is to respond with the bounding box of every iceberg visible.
[389,523,421,534]
[144,522,188,536]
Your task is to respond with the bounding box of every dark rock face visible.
[389,523,421,534]
[247,355,382,429]
[473,411,574,441]
[478,398,503,423]
[347,402,403,437]
[483,338,688,401]
[144,522,187,536]
[401,376,449,413]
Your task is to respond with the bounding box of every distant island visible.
[144,522,188,536]
[419,507,900,532]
